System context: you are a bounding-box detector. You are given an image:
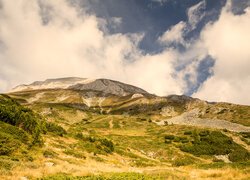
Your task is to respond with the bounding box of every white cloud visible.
[1,0,249,105]
[0,0,184,96]
[158,21,187,46]
[193,3,250,105]
[159,1,206,46]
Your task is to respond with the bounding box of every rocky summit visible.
[11,77,149,96]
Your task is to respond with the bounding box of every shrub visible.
[179,137,189,143]
[79,136,115,155]
[45,122,67,136]
[0,95,45,144]
[100,138,114,153]
[173,137,181,142]
[172,156,195,167]
[0,121,30,143]
[43,149,58,158]
[229,149,250,162]
[199,130,210,137]
[0,132,21,155]
[63,149,86,159]
[184,131,192,135]
[180,130,247,159]
[75,133,83,139]
[164,135,175,140]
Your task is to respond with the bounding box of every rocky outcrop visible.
[70,79,148,96]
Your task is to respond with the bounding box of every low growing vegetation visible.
[179,130,250,162]
[0,94,44,144]
[75,134,115,154]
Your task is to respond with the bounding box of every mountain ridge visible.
[10,77,149,97]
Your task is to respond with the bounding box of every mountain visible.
[8,77,250,129]
[10,77,149,96]
[1,77,250,179]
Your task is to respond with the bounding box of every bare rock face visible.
[70,79,148,96]
[10,77,149,97]
[131,93,144,99]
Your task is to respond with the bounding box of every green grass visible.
[39,172,169,180]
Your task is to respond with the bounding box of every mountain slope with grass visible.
[0,77,250,179]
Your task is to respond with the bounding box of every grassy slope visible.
[8,89,250,126]
[1,91,249,179]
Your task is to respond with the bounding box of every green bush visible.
[0,95,45,144]
[172,156,195,167]
[164,135,175,140]
[43,149,58,158]
[78,136,115,155]
[199,130,210,137]
[100,138,114,153]
[180,130,248,161]
[229,149,250,162]
[180,137,189,143]
[63,149,86,159]
[45,122,67,136]
[173,137,180,142]
[0,121,32,156]
[0,132,21,155]
[0,121,30,143]
[165,135,189,144]
[184,131,192,135]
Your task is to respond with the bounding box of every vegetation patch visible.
[180,130,250,162]
[0,94,45,144]
[76,135,114,155]
[45,122,67,136]
[63,149,86,159]
[164,134,189,144]
[0,156,17,171]
[172,155,196,167]
[39,172,165,180]
[43,149,58,158]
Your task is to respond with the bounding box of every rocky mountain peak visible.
[10,77,149,96]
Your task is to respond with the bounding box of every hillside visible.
[0,78,250,179]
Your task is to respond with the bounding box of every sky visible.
[0,0,250,105]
